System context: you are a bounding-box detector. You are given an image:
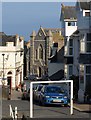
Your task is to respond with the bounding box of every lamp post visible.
[2,54,5,81]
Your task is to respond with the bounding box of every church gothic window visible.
[39,44,43,59]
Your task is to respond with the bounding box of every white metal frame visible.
[30,80,73,118]
[9,105,17,120]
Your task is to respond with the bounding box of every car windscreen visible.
[37,86,43,91]
[46,86,64,93]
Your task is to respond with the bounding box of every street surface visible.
[2,100,90,118]
[1,80,91,119]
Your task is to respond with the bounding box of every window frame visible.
[85,12,90,17]
[69,39,73,55]
[68,22,75,26]
[86,33,91,53]
[69,65,73,77]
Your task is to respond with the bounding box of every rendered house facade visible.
[60,4,78,79]
[76,1,91,101]
[0,32,24,90]
[60,1,91,102]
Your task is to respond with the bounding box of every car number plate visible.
[53,99,61,102]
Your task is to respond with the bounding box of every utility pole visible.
[2,54,5,81]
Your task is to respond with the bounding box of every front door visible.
[7,77,12,93]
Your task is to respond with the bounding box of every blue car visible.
[39,85,68,106]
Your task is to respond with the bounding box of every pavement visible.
[72,103,91,112]
[10,89,22,100]
[10,90,91,112]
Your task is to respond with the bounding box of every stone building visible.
[27,27,63,79]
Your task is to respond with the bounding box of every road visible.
[1,80,90,119]
[2,100,90,118]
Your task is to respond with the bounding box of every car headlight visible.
[45,96,50,98]
[64,96,67,98]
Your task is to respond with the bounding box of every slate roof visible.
[34,27,62,40]
[43,28,62,36]
[0,32,16,46]
[70,30,80,38]
[49,46,64,63]
[78,0,90,10]
[61,4,77,19]
[49,69,64,80]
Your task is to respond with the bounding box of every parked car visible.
[21,88,30,100]
[39,85,68,106]
[33,85,43,101]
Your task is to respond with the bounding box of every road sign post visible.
[30,80,73,118]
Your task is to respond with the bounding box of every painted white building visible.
[0,33,24,90]
[60,4,78,79]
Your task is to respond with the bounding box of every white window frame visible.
[68,21,75,26]
[68,38,74,56]
[86,33,91,53]
[84,64,91,91]
[30,80,73,118]
[79,64,84,84]
[80,33,91,54]
[69,64,73,77]
[83,10,90,17]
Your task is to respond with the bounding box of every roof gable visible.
[77,0,90,10]
[61,4,77,20]
[0,33,16,46]
[35,27,46,40]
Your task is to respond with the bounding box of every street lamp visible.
[2,54,5,81]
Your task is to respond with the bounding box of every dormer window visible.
[68,22,75,26]
[85,12,90,17]
[53,43,58,47]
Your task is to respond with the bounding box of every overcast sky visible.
[2,2,75,41]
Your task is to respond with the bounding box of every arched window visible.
[7,71,12,75]
[39,44,43,59]
[35,49,38,59]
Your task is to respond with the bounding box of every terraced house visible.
[0,32,24,90]
[60,0,91,102]
[76,1,91,102]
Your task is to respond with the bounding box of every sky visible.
[1,2,76,41]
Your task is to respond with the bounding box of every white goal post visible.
[30,80,73,118]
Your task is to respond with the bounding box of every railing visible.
[9,105,18,120]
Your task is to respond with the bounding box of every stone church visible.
[27,26,64,79]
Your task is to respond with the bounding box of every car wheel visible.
[39,99,42,106]
[41,98,46,106]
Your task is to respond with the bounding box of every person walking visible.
[23,83,27,92]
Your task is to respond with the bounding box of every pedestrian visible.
[23,83,27,92]
[18,82,21,92]
[21,83,24,92]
